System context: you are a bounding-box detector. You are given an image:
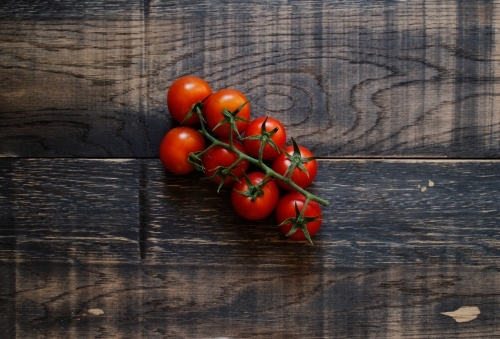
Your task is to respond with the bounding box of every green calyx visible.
[180,95,211,124]
[283,138,316,179]
[204,161,246,193]
[212,101,249,139]
[278,200,320,245]
[233,172,270,202]
[242,116,282,162]
[187,140,247,193]
[188,151,205,172]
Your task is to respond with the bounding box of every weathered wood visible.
[1,0,500,157]
[1,159,499,266]
[1,0,500,337]
[1,159,499,338]
[2,262,500,338]
[0,159,141,263]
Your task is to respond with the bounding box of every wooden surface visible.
[1,0,500,338]
[2,0,500,158]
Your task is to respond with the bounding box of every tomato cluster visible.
[159,76,325,243]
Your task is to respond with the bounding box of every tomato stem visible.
[192,107,329,208]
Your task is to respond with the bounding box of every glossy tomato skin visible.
[275,192,322,241]
[159,126,206,175]
[202,139,249,186]
[167,76,212,125]
[271,145,317,191]
[203,89,250,138]
[231,172,279,220]
[243,116,287,160]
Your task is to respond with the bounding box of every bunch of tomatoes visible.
[159,76,328,244]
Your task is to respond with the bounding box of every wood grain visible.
[1,1,500,338]
[0,159,141,263]
[1,159,500,338]
[1,0,500,157]
[2,262,500,338]
[1,159,499,266]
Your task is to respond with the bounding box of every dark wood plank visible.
[0,159,141,263]
[141,158,500,267]
[1,159,500,337]
[1,1,499,157]
[2,262,500,338]
[1,159,499,266]
[0,263,15,339]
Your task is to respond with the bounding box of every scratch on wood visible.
[87,308,105,316]
[441,306,480,323]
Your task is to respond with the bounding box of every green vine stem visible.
[190,105,330,208]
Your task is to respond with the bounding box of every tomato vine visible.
[161,76,329,244]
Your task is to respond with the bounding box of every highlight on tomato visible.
[167,76,212,125]
[271,141,317,191]
[203,88,251,138]
[231,172,279,221]
[159,126,206,175]
[275,192,322,243]
[243,116,287,161]
[201,139,249,187]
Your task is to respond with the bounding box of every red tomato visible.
[202,139,249,186]
[243,116,287,160]
[231,172,279,220]
[159,126,206,175]
[167,76,212,125]
[275,192,322,241]
[271,144,317,191]
[203,89,250,138]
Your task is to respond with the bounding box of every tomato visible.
[231,172,279,220]
[275,192,322,242]
[159,126,206,175]
[203,89,251,138]
[271,144,317,191]
[243,116,286,160]
[202,139,249,186]
[167,76,212,125]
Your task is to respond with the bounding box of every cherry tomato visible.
[167,76,212,125]
[203,89,251,138]
[159,126,206,175]
[231,172,279,220]
[202,139,249,186]
[271,144,317,191]
[243,116,287,160]
[275,192,322,241]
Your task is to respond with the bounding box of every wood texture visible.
[2,159,500,266]
[2,1,500,338]
[1,0,500,157]
[3,262,500,339]
[1,158,500,338]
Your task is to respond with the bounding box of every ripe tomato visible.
[243,116,287,160]
[275,192,322,241]
[271,144,317,191]
[231,172,279,220]
[203,89,251,138]
[167,76,212,125]
[202,139,249,186]
[159,126,206,175]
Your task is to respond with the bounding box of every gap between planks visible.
[2,157,500,163]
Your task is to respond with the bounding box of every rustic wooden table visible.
[1,1,500,338]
